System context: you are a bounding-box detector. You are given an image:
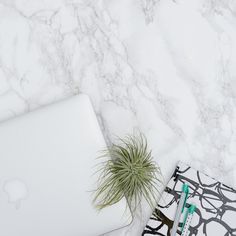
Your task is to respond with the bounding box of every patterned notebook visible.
[142,162,236,236]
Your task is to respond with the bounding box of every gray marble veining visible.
[0,0,236,235]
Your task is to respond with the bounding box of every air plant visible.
[93,133,163,214]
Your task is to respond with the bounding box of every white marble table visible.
[0,0,236,235]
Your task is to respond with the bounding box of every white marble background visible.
[1,0,236,235]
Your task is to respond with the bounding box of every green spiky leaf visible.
[93,133,163,214]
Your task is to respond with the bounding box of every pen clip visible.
[188,204,196,214]
[181,183,189,213]
[181,204,196,233]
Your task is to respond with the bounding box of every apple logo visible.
[3,179,28,209]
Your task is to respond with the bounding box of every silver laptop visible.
[0,94,131,236]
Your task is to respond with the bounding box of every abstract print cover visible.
[142,162,236,236]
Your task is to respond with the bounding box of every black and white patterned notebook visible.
[142,162,236,236]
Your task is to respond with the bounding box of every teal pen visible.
[170,183,189,236]
[181,204,196,236]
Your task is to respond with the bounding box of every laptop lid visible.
[0,94,131,236]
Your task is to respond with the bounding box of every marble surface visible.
[0,0,236,235]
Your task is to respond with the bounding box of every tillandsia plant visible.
[93,133,163,214]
